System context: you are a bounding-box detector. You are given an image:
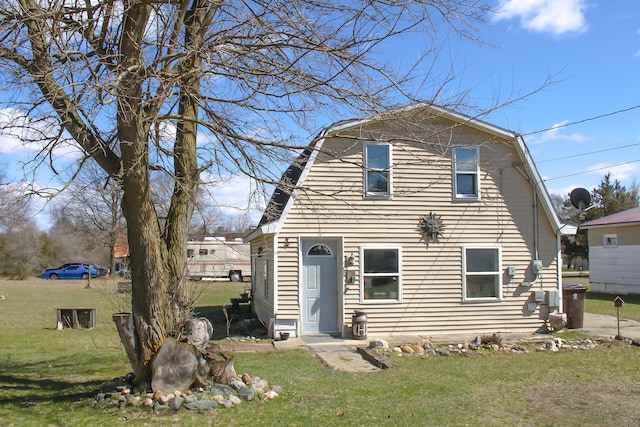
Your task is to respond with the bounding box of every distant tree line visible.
[0,166,251,279]
[553,173,639,269]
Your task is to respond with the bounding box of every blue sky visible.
[442,0,640,198]
[1,0,638,229]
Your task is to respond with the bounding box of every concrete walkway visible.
[270,312,640,373]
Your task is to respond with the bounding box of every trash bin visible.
[562,284,587,328]
[352,311,367,340]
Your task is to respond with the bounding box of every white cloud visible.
[527,120,589,144]
[587,161,640,184]
[494,0,588,35]
[0,107,83,160]
[200,172,268,223]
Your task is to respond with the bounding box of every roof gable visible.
[246,103,564,241]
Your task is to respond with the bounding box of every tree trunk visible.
[204,343,237,385]
[112,313,139,372]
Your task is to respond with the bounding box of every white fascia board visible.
[558,224,578,235]
[580,222,640,230]
[512,135,564,234]
[243,221,281,242]
[245,134,329,244]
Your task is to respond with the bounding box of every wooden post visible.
[113,313,139,372]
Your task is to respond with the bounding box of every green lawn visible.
[563,273,640,322]
[0,276,639,426]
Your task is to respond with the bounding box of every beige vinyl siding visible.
[250,235,276,326]
[588,225,640,295]
[588,226,640,247]
[274,115,559,335]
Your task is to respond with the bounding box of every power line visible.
[522,104,640,137]
[536,142,640,164]
[543,159,640,182]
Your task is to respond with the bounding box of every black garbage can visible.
[563,283,587,328]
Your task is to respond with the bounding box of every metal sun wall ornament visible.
[417,212,444,246]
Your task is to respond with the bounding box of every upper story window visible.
[199,248,208,256]
[364,142,392,198]
[603,234,617,248]
[462,246,502,302]
[187,249,194,257]
[453,147,480,200]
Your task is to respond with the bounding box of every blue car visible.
[41,264,101,280]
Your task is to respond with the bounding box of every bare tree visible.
[51,162,125,272]
[0,0,494,386]
[0,170,40,278]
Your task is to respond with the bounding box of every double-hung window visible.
[361,246,401,302]
[462,246,502,301]
[364,142,392,197]
[453,147,480,199]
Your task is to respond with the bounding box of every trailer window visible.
[199,249,208,256]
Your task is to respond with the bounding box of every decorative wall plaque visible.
[417,212,444,246]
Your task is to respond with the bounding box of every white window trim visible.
[363,141,393,199]
[462,245,502,302]
[453,146,480,201]
[603,234,618,248]
[359,245,402,304]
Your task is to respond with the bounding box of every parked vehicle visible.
[187,236,250,281]
[41,264,101,280]
[87,263,111,276]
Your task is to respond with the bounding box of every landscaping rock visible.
[219,399,234,408]
[209,384,235,397]
[168,396,184,411]
[400,345,414,354]
[251,377,269,393]
[264,390,279,400]
[185,400,219,411]
[151,338,209,394]
[369,339,389,350]
[436,348,450,357]
[230,379,246,391]
[238,388,255,401]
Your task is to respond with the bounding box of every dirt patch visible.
[524,381,640,426]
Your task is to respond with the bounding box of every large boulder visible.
[151,338,209,393]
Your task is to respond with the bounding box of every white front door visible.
[301,238,339,335]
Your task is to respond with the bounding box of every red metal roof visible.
[580,206,640,228]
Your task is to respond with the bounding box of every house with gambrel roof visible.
[245,103,571,338]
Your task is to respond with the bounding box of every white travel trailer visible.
[187,236,251,281]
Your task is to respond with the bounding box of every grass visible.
[563,273,640,322]
[0,276,639,426]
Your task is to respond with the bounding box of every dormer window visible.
[453,147,480,200]
[363,142,392,198]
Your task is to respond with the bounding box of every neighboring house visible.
[579,206,640,295]
[244,103,570,339]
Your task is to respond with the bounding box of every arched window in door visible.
[307,244,333,256]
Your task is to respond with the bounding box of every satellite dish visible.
[570,188,591,210]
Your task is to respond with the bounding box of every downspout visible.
[557,233,563,313]
[513,162,542,286]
